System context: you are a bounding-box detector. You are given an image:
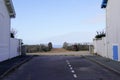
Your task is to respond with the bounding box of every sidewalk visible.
[0,55,33,79]
[84,55,120,75]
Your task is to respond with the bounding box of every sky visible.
[11,0,105,45]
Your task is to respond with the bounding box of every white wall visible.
[93,37,107,57]
[0,0,11,62]
[10,38,21,58]
[106,0,120,61]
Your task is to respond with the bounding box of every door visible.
[113,45,118,61]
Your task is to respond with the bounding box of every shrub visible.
[62,42,89,51]
[95,31,106,39]
[48,42,53,50]
[25,43,53,53]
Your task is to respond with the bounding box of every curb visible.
[84,56,120,76]
[0,56,33,79]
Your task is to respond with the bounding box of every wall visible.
[106,0,120,61]
[0,0,11,62]
[10,38,21,58]
[93,37,107,57]
[0,0,21,62]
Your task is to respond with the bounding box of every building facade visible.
[105,0,120,61]
[0,0,21,62]
[94,0,120,61]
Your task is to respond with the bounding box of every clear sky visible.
[11,0,105,45]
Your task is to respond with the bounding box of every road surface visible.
[3,56,120,80]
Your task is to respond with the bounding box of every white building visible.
[0,0,21,62]
[102,0,120,61]
[94,0,120,61]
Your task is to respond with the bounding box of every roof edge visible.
[101,0,108,8]
[4,0,16,18]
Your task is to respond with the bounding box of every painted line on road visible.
[67,62,70,65]
[71,70,75,73]
[66,60,70,65]
[70,67,73,70]
[68,64,72,67]
[66,60,69,63]
[73,74,77,78]
[66,60,78,79]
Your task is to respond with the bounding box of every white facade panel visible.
[0,0,22,62]
[93,37,107,57]
[93,40,97,53]
[10,38,21,58]
[0,47,9,62]
[0,0,11,62]
[106,0,120,61]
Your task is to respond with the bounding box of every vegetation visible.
[63,42,89,51]
[25,42,53,53]
[10,28,17,38]
[95,31,106,39]
[48,42,53,50]
[10,33,14,38]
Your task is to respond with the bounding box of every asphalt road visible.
[3,56,120,80]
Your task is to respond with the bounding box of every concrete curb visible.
[0,56,33,79]
[84,56,120,76]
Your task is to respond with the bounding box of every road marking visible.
[66,60,70,65]
[66,60,78,79]
[70,67,73,70]
[71,70,75,73]
[66,60,70,64]
[67,62,70,65]
[73,74,77,78]
[68,64,72,67]
[66,60,69,63]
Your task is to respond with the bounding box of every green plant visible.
[48,42,53,50]
[95,31,106,39]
